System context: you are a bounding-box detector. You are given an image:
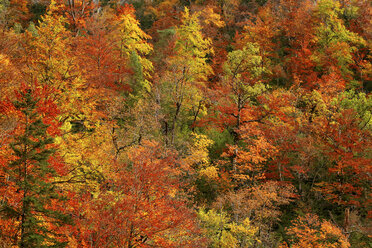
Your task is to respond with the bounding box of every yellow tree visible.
[156,7,213,146]
[23,1,88,119]
[22,1,115,200]
[96,5,161,158]
[198,208,258,248]
[111,4,153,97]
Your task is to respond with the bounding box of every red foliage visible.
[74,141,204,247]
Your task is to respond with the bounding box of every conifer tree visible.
[1,88,71,247]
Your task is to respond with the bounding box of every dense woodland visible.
[0,0,371,247]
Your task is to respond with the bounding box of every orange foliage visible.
[283,214,350,248]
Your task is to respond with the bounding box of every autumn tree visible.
[184,133,232,205]
[237,1,279,83]
[77,141,203,247]
[23,1,88,119]
[1,0,29,28]
[111,4,153,96]
[198,208,258,248]
[219,43,266,136]
[57,0,96,32]
[146,0,182,39]
[312,0,366,84]
[282,213,350,248]
[215,181,296,246]
[313,91,371,209]
[278,0,318,89]
[155,7,213,146]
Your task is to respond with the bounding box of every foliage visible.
[198,208,258,248]
[0,0,371,247]
[282,213,350,248]
[0,86,71,247]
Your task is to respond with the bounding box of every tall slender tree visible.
[1,87,71,247]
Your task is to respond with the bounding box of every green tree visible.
[2,88,71,247]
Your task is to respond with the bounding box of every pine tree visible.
[2,88,71,247]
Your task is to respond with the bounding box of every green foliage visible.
[349,231,372,248]
[224,43,265,80]
[0,0,8,24]
[314,0,361,46]
[128,51,149,101]
[207,128,234,160]
[13,22,22,32]
[3,89,71,247]
[26,21,37,36]
[29,2,47,24]
[312,0,366,77]
[331,90,372,130]
[223,43,268,111]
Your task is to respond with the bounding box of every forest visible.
[0,0,371,247]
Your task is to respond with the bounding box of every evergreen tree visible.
[1,88,71,247]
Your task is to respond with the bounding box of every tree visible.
[216,88,296,185]
[23,0,88,120]
[312,0,366,84]
[220,44,266,135]
[198,208,258,248]
[56,0,96,32]
[155,7,213,146]
[216,181,296,247]
[238,1,279,83]
[278,0,318,89]
[282,213,350,248]
[313,101,371,208]
[0,86,71,247]
[76,141,203,247]
[111,4,153,97]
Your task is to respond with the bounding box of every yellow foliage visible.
[198,208,258,248]
[58,122,116,193]
[185,133,214,168]
[199,166,219,180]
[202,7,225,28]
[0,53,9,66]
[0,52,19,100]
[112,9,153,80]
[172,7,213,82]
